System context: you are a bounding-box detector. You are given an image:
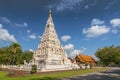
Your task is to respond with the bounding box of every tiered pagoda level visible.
[33,10,71,69]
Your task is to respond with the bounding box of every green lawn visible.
[0,68,109,80]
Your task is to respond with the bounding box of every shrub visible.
[30,65,37,74]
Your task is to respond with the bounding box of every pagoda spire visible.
[48,10,52,18]
[46,10,54,26]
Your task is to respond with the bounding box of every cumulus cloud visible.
[49,0,97,12]
[64,44,86,57]
[38,36,42,39]
[28,49,34,52]
[104,1,114,10]
[71,50,81,56]
[14,22,28,27]
[91,18,104,26]
[110,18,120,34]
[83,25,110,38]
[27,30,31,33]
[0,17,11,24]
[56,0,82,11]
[111,29,119,34]
[64,44,75,57]
[110,18,120,27]
[0,17,28,28]
[64,44,74,52]
[28,34,36,39]
[61,35,71,42]
[83,18,110,38]
[0,24,17,42]
[27,30,38,39]
[23,22,28,26]
[85,5,89,9]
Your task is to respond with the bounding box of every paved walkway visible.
[59,68,120,80]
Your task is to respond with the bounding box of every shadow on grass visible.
[101,69,120,75]
[30,77,57,80]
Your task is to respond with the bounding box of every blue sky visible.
[0,0,120,59]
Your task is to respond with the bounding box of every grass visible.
[0,67,109,80]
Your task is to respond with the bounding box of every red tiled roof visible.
[75,54,95,63]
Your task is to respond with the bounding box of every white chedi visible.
[32,10,73,71]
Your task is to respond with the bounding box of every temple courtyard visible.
[0,67,119,80]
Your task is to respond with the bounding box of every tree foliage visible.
[0,42,33,65]
[95,45,120,66]
[10,42,22,65]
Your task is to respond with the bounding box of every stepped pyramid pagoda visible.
[32,10,72,70]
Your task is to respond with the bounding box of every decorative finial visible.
[49,10,51,14]
[48,10,52,18]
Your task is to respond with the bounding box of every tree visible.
[0,42,34,68]
[23,50,33,63]
[114,46,120,64]
[0,46,13,65]
[95,45,120,66]
[10,42,22,66]
[0,43,33,66]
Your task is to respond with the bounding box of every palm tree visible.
[8,42,21,76]
[10,42,21,66]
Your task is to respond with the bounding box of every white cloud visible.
[102,37,109,41]
[0,24,17,42]
[85,5,89,9]
[28,34,36,39]
[56,0,82,11]
[23,22,28,26]
[71,50,81,56]
[14,22,28,27]
[110,18,120,27]
[0,17,28,28]
[61,35,71,42]
[64,44,74,51]
[64,44,86,57]
[71,47,86,56]
[111,29,119,34]
[71,48,86,57]
[83,25,110,38]
[104,1,114,10]
[49,0,97,12]
[80,47,86,53]
[28,49,34,52]
[64,44,75,57]
[110,18,120,34]
[38,36,42,39]
[0,17,11,24]
[91,18,104,26]
[27,30,31,33]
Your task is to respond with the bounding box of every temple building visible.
[32,10,72,71]
[75,54,96,69]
